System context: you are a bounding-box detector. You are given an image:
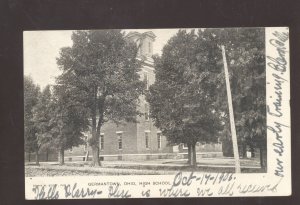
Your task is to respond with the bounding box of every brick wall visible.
[100,122,138,155]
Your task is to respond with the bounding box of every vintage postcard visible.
[24,27,290,199]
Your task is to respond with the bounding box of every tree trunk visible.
[58,148,64,165]
[263,148,267,172]
[190,143,197,168]
[28,152,31,162]
[92,145,100,166]
[259,147,264,169]
[35,150,39,165]
[260,147,267,172]
[91,134,101,166]
[241,143,246,158]
[222,138,233,157]
[85,151,89,162]
[46,149,49,162]
[90,88,102,167]
[187,143,192,165]
[250,146,255,158]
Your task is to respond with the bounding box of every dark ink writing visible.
[32,184,59,200]
[197,187,213,196]
[159,187,190,197]
[172,172,196,187]
[274,158,284,177]
[217,182,235,196]
[267,31,289,72]
[237,178,282,194]
[267,74,287,117]
[141,189,151,197]
[267,122,288,177]
[267,122,288,157]
[62,183,101,198]
[108,184,131,198]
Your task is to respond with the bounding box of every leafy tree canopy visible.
[147,30,222,146]
[47,84,90,150]
[147,28,265,149]
[56,30,145,125]
[31,85,53,152]
[56,30,145,165]
[24,76,40,152]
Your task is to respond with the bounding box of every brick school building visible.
[25,31,222,163]
[64,31,222,162]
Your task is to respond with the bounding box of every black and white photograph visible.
[23,27,290,199]
[1,0,299,203]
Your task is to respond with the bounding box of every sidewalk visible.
[101,157,261,169]
[25,163,177,176]
[26,157,261,170]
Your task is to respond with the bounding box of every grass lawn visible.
[25,157,264,177]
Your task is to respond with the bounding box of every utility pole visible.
[221,45,241,173]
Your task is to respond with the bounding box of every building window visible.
[157,133,161,149]
[100,134,104,150]
[117,132,122,150]
[145,132,150,149]
[144,73,149,90]
[145,104,149,121]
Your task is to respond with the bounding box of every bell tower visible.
[126,31,156,59]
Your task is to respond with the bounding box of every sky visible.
[24,29,182,89]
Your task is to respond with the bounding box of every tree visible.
[194,28,266,169]
[31,85,52,165]
[48,84,89,165]
[56,30,145,166]
[147,30,222,167]
[24,76,40,164]
[148,28,266,169]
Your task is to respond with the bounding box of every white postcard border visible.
[25,27,291,199]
